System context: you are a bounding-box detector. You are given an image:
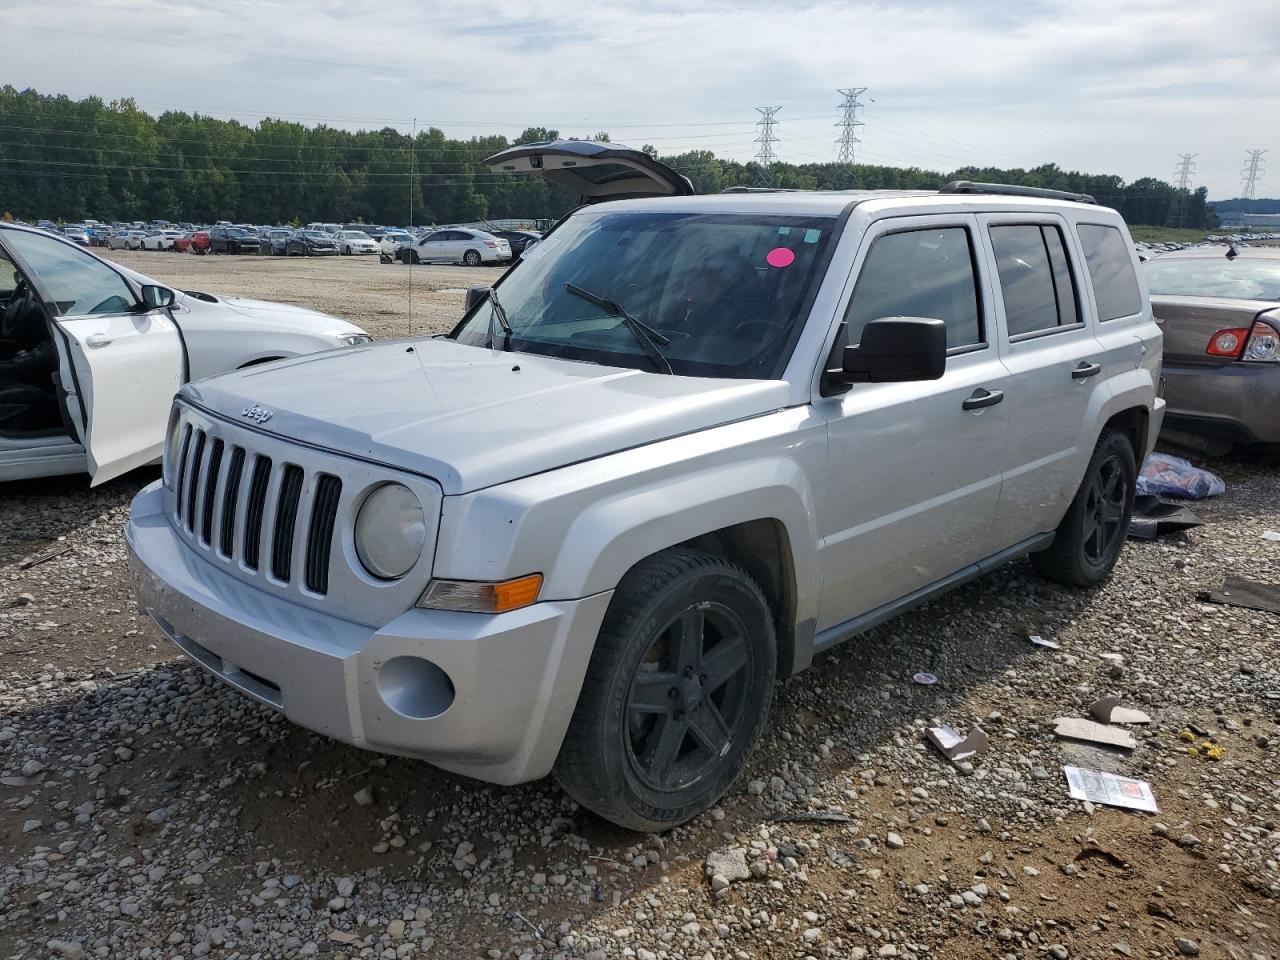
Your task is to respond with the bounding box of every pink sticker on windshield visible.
[766,247,795,268]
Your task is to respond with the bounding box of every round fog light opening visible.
[377,656,455,719]
[354,483,426,580]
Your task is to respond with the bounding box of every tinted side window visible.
[4,231,136,317]
[1076,224,1142,320]
[989,224,1080,337]
[424,232,449,243]
[844,227,982,350]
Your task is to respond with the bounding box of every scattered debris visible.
[768,810,852,824]
[1030,634,1060,649]
[1198,577,1280,616]
[327,931,357,945]
[1063,766,1158,813]
[1128,495,1204,540]
[705,847,750,886]
[1136,453,1224,499]
[1180,731,1224,761]
[912,672,938,686]
[19,545,72,570]
[1053,717,1137,750]
[926,724,989,761]
[1089,695,1151,725]
[1262,530,1280,542]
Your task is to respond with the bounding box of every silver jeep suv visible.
[127,142,1164,831]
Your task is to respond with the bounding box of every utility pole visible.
[1164,152,1196,228]
[753,106,781,187]
[1241,149,1268,199]
[835,87,867,166]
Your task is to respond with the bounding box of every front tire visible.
[555,548,776,832]
[1032,428,1136,587]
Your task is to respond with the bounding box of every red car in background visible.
[173,230,210,254]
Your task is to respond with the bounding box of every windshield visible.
[1145,256,1280,301]
[451,209,835,378]
[342,231,369,239]
[300,231,328,239]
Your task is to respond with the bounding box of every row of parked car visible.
[45,219,543,267]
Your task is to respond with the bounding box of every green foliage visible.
[0,86,1215,229]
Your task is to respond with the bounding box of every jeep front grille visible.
[164,402,443,624]
[173,425,341,595]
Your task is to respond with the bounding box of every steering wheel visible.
[1,279,32,339]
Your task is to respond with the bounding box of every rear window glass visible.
[1144,257,1280,301]
[1076,224,1142,320]
[990,224,1080,336]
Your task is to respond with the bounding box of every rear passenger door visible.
[977,215,1108,544]
[417,231,452,262]
[815,216,1010,629]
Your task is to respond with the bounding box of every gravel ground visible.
[2,252,1279,959]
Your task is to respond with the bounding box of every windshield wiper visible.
[562,282,673,375]
[485,286,513,350]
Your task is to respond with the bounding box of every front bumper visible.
[1160,360,1280,444]
[126,481,612,785]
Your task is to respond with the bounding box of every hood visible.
[482,139,694,204]
[180,338,789,494]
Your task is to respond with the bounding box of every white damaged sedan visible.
[0,223,371,484]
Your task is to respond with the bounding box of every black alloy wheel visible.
[1032,427,1136,587]
[625,602,754,792]
[555,548,776,831]
[1081,453,1127,565]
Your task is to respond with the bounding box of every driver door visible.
[2,228,185,485]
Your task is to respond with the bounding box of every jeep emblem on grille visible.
[241,404,274,424]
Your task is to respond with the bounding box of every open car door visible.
[2,226,185,486]
[482,140,695,204]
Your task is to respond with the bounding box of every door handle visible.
[1072,361,1102,380]
[85,333,113,348]
[962,387,1004,411]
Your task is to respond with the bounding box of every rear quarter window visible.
[1076,223,1142,320]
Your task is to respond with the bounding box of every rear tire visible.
[463,249,481,266]
[554,548,776,832]
[1031,428,1136,587]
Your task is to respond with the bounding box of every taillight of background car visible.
[1206,319,1279,361]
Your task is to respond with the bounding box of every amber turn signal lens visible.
[492,574,543,612]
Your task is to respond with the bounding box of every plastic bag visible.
[1136,453,1225,499]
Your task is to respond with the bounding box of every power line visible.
[835,88,867,166]
[1241,149,1268,199]
[753,107,781,187]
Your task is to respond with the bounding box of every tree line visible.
[0,86,1216,229]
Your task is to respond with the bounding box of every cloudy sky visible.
[3,0,1276,198]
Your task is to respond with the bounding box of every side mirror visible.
[465,286,491,312]
[141,284,176,309]
[519,238,540,258]
[830,317,947,384]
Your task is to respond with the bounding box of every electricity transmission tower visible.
[835,87,867,166]
[1164,152,1197,228]
[753,106,781,187]
[1241,149,1268,199]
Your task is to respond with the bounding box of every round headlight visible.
[354,483,426,580]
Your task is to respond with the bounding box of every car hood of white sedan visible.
[180,338,790,495]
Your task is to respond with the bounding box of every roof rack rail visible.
[940,180,1097,205]
[720,186,802,194]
